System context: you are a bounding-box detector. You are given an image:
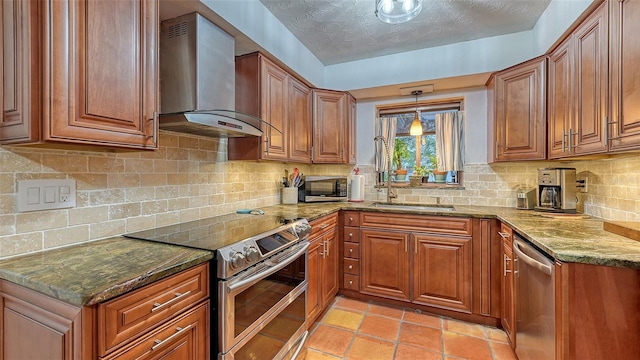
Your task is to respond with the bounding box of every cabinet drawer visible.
[98,263,209,355]
[343,211,360,226]
[361,212,472,236]
[343,227,360,243]
[103,301,209,359]
[310,213,338,238]
[343,274,360,291]
[344,243,360,259]
[343,258,359,275]
[499,223,513,247]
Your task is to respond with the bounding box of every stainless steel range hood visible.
[159,12,276,138]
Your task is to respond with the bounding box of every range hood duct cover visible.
[159,12,277,138]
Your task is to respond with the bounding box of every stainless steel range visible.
[126,214,311,360]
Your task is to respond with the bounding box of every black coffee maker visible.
[535,168,577,213]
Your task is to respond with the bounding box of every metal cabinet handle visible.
[348,280,353,285]
[151,291,192,312]
[348,248,353,254]
[319,224,329,229]
[151,111,158,146]
[495,142,499,157]
[348,233,353,238]
[561,130,566,152]
[504,254,512,277]
[348,264,353,270]
[324,240,329,257]
[349,216,354,222]
[152,325,192,350]
[498,231,510,239]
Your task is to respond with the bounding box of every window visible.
[377,100,462,185]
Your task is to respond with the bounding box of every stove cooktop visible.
[125,213,306,252]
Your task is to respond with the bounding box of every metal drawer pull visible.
[151,291,192,312]
[152,325,192,350]
[348,265,353,270]
[348,280,353,285]
[498,231,510,239]
[504,254,512,277]
[348,248,353,254]
[319,223,329,229]
[349,217,354,222]
[349,233,353,238]
[325,240,329,256]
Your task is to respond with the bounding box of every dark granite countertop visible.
[2,201,637,307]
[262,202,640,270]
[0,237,212,306]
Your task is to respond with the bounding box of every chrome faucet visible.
[374,135,397,204]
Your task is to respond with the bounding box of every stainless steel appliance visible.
[126,214,311,360]
[516,188,535,210]
[298,176,348,202]
[535,168,577,213]
[514,235,555,360]
[159,13,277,138]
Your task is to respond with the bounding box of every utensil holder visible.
[282,187,298,204]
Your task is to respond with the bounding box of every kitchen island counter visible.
[264,202,640,269]
[0,237,212,306]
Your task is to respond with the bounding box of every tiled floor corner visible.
[301,296,516,360]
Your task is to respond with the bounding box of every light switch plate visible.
[17,179,76,212]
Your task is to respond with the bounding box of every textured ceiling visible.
[259,0,552,65]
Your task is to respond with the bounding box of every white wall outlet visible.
[17,179,76,212]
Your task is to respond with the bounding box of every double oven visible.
[127,214,311,360]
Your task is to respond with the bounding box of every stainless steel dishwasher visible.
[513,235,555,360]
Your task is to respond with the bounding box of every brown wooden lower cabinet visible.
[354,212,499,322]
[555,261,640,360]
[413,233,472,313]
[0,263,209,359]
[360,228,411,302]
[307,213,339,323]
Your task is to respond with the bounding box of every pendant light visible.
[409,90,423,136]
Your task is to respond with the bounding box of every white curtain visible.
[435,111,464,171]
[374,116,397,173]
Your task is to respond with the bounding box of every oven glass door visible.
[230,288,306,360]
[219,242,308,355]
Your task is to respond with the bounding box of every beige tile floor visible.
[300,296,517,360]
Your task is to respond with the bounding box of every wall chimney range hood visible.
[159,12,278,138]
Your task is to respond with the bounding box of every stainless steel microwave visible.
[298,176,348,202]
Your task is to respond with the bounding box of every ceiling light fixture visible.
[409,90,423,136]
[375,0,423,24]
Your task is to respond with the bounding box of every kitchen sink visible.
[371,202,455,212]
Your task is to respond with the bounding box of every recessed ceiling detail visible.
[259,0,552,65]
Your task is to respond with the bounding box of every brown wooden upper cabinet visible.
[312,89,357,164]
[548,2,608,159]
[487,56,547,162]
[0,0,158,150]
[231,53,310,161]
[609,0,640,152]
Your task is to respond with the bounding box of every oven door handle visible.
[227,242,309,293]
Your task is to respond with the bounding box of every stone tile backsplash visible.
[1,130,638,259]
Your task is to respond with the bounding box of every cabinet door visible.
[493,57,547,161]
[609,0,640,152]
[0,0,41,144]
[313,90,346,163]
[46,0,158,149]
[321,230,339,306]
[501,241,515,346]
[288,76,312,162]
[346,94,357,164]
[0,280,85,360]
[260,57,288,160]
[306,238,323,323]
[573,2,608,156]
[548,37,573,159]
[360,229,410,302]
[412,233,472,313]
